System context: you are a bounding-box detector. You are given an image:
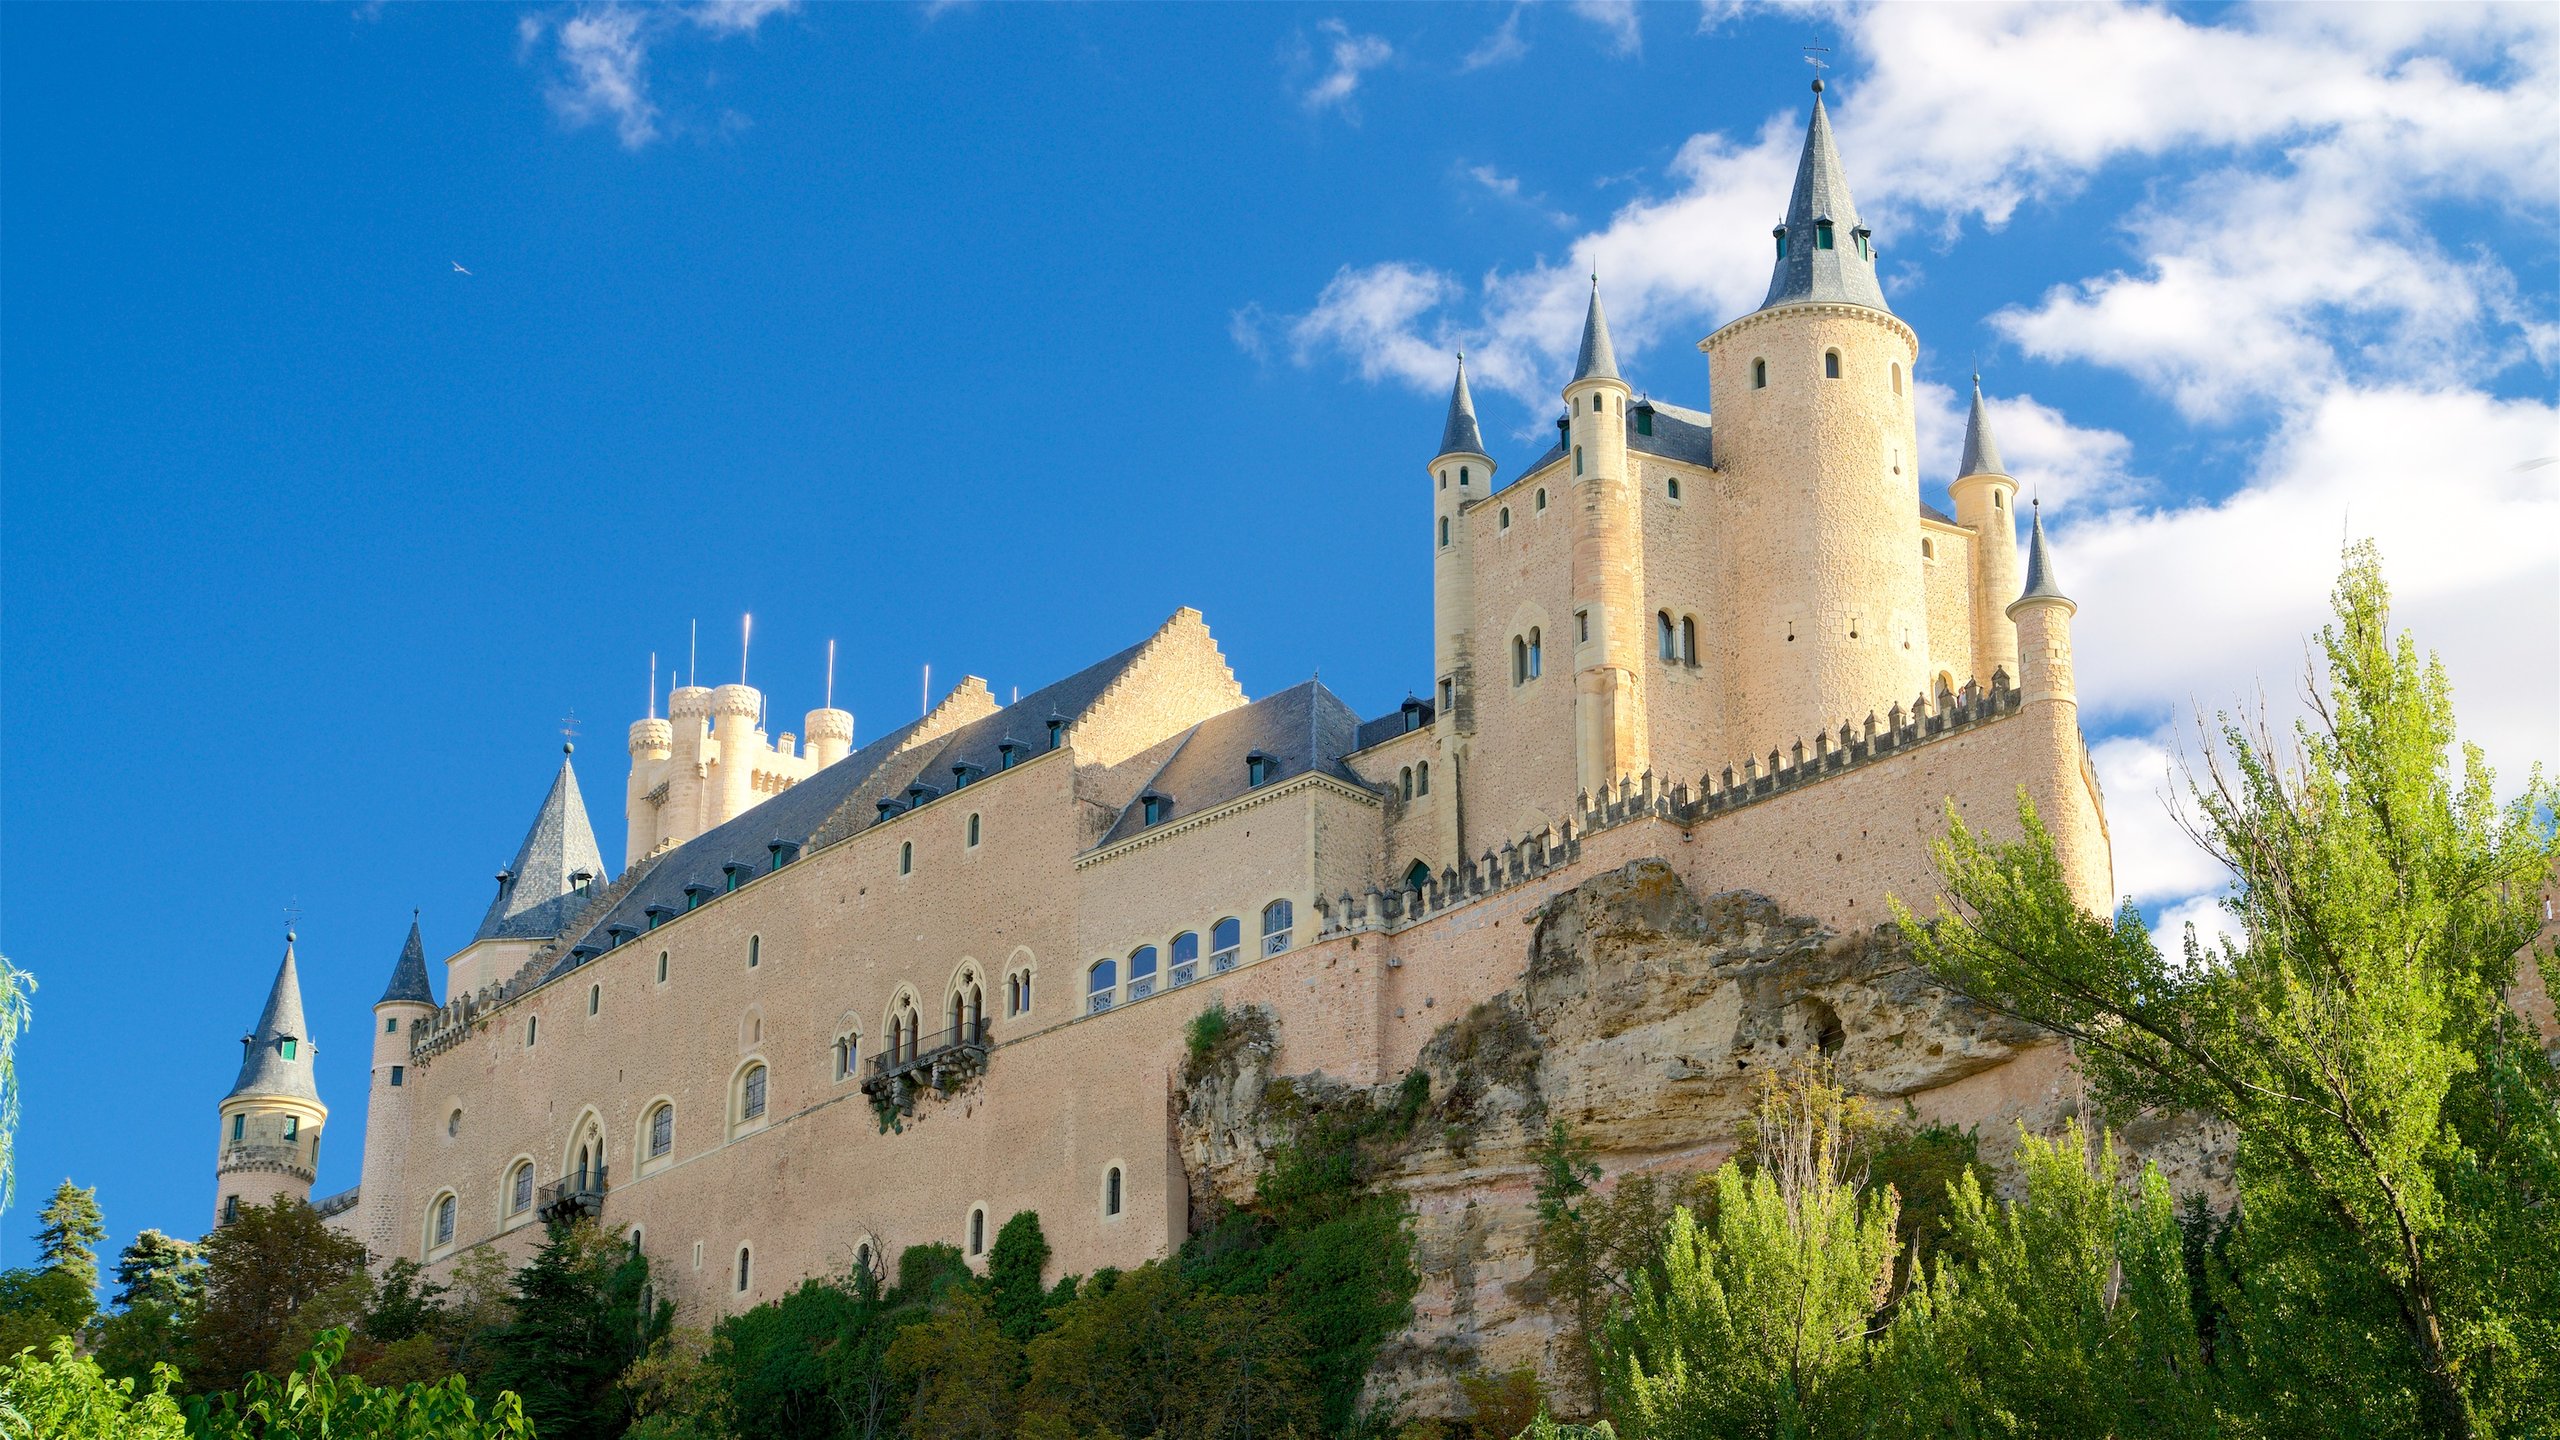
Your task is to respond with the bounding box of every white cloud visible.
[1464,164,1573,228]
[1301,19,1393,116]
[1286,264,1461,390]
[1462,9,1527,72]
[524,2,796,150]
[1914,379,2142,513]
[2155,891,2244,958]
[1570,0,1641,58]
[2088,733,2224,907]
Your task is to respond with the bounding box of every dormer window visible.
[875,798,903,822]
[646,905,675,929]
[767,840,799,871]
[1635,405,1654,437]
[571,870,594,897]
[1400,694,1428,732]
[683,883,715,911]
[607,925,636,947]
[1140,793,1169,826]
[279,1038,297,1060]
[1773,224,1787,259]
[572,945,601,963]
[1854,226,1871,260]
[1815,218,1835,250]
[997,741,1021,770]
[1246,752,1273,787]
[723,862,750,893]
[1047,718,1064,750]
[907,783,938,808]
[954,761,984,788]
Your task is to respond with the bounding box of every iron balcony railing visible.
[537,1165,609,1223]
[862,1017,990,1098]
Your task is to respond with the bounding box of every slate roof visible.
[1438,356,1488,459]
[1097,681,1366,848]
[550,627,1171,976]
[377,916,436,1007]
[227,938,319,1104]
[1920,499,1956,525]
[1497,398,1714,488]
[1760,83,1892,316]
[1573,283,1622,384]
[1959,377,2008,478]
[2016,505,2071,606]
[474,754,608,943]
[1354,698,1433,752]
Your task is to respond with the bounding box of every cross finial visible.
[284,900,302,943]
[560,710,580,755]
[1804,43,1831,91]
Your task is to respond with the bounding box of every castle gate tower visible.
[1702,79,1928,754]
[214,934,326,1227]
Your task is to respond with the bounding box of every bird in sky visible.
[451,261,471,275]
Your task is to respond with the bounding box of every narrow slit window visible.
[1751,358,1767,389]
[1825,350,1841,380]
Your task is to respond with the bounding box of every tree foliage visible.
[35,1179,105,1295]
[187,1327,535,1439]
[186,1195,370,1395]
[477,1219,666,1440]
[0,1337,186,1440]
[1896,541,2560,1438]
[0,956,30,1213]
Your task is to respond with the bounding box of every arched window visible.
[965,812,982,848]
[1891,362,1903,396]
[1936,672,1956,703]
[1262,900,1294,957]
[510,1162,534,1216]
[835,1031,859,1081]
[890,994,920,1061]
[1658,611,1677,661]
[1752,358,1767,389]
[1210,918,1242,973]
[588,984,600,1016]
[1105,1166,1123,1217]
[1666,476,1681,500]
[1825,350,1841,379]
[1681,616,1698,664]
[1535,487,1548,511]
[432,1194,456,1250]
[1400,766,1414,800]
[1922,537,1935,559]
[1459,465,1470,486]
[738,1063,768,1124]
[747,935,760,969]
[448,1108,462,1138]
[950,969,985,1036]
[1499,506,1510,530]
[1573,446,1583,476]
[736,1245,752,1293]
[647,1103,674,1161]
[526,1016,537,1046]
[1170,931,1199,986]
[969,1208,987,1256]
[1087,959,1117,1014]
[1404,859,1433,894]
[898,841,913,875]
[657,951,669,983]
[1527,628,1541,679]
[1437,517,1449,548]
[1127,946,1159,1001]
[1512,636,1528,685]
[1416,761,1429,796]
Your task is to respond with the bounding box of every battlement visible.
[1318,671,2020,938]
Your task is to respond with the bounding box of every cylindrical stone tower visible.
[358,917,436,1263]
[1949,377,2022,688]
[1566,282,1648,797]
[665,685,713,848]
[805,707,854,770]
[709,683,763,826]
[215,935,326,1227]
[626,716,673,867]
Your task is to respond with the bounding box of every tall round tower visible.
[1429,355,1492,862]
[357,916,436,1263]
[1949,377,2022,687]
[709,683,763,826]
[665,684,714,848]
[1701,78,1927,753]
[1566,281,1648,796]
[626,715,673,867]
[214,934,326,1227]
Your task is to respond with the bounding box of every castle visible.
[212,82,2113,1331]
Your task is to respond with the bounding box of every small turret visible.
[2006,503,2077,709]
[1565,279,1648,795]
[625,716,674,867]
[709,684,763,825]
[1428,355,1491,865]
[665,684,714,848]
[1949,375,2023,686]
[805,707,854,770]
[214,934,327,1226]
[357,915,436,1262]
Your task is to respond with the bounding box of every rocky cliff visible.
[1174,859,2232,1420]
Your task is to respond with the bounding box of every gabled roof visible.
[473,753,607,943]
[1095,680,1367,848]
[1759,82,1892,316]
[1438,355,1488,459]
[377,915,436,1007]
[1572,281,1622,384]
[227,937,319,1104]
[546,624,1176,977]
[1959,376,2008,479]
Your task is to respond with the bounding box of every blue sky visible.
[3,2,2552,1268]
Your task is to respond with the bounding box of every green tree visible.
[987,1210,1054,1344]
[1605,1067,1899,1440]
[0,1265,97,1362]
[1897,542,2560,1439]
[188,1327,536,1439]
[35,1180,106,1296]
[0,1336,186,1440]
[886,1286,1020,1440]
[0,957,30,1212]
[1020,1258,1314,1440]
[109,1230,202,1311]
[477,1219,665,1440]
[187,1195,369,1395]
[622,1329,730,1440]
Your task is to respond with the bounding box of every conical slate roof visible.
[1760,82,1891,315]
[473,751,606,943]
[1572,280,1621,384]
[1959,376,2008,479]
[2015,504,2071,608]
[1438,355,1487,458]
[227,937,319,1104]
[377,915,436,1008]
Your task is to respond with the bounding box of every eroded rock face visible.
[1174,860,2229,1421]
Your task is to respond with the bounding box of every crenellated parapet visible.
[1318,671,2021,939]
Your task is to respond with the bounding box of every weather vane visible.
[560,709,581,753]
[284,899,302,940]
[1803,44,1831,85]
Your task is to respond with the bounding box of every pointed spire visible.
[1959,374,2008,479]
[472,749,607,943]
[1759,80,1891,315]
[377,912,436,1008]
[1572,276,1621,385]
[227,935,318,1103]
[1437,352,1487,458]
[2013,502,2073,609]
